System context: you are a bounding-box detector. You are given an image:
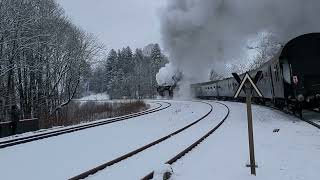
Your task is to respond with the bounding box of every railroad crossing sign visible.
[232,71,263,176]
[233,72,263,98]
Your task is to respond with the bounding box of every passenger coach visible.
[192,33,320,117]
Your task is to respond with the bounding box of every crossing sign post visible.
[232,71,263,176]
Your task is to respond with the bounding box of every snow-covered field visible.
[0,101,159,143]
[87,102,228,180]
[0,100,210,180]
[1,100,319,180]
[78,93,110,101]
[171,101,320,180]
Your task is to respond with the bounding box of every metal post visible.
[245,82,256,175]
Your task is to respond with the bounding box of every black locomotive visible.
[192,33,320,117]
[157,85,175,98]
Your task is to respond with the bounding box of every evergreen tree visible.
[133,49,146,98]
[105,49,118,91]
[89,44,168,99]
[150,44,168,96]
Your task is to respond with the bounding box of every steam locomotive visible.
[191,33,320,117]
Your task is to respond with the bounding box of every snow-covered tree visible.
[248,32,283,70]
[89,44,169,99]
[0,0,102,122]
[209,70,224,81]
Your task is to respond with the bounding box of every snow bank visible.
[171,101,320,180]
[0,101,210,180]
[152,164,174,180]
[79,93,110,101]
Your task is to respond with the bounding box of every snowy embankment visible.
[171,101,320,180]
[0,100,210,180]
[0,96,152,143]
[87,102,229,180]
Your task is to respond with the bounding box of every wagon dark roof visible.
[280,33,320,59]
[280,33,320,75]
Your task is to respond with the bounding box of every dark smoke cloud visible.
[157,0,320,97]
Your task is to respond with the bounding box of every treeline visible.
[89,44,168,99]
[0,0,100,122]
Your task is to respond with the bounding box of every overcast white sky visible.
[57,0,167,51]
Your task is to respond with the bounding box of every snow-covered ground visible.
[170,101,320,180]
[0,101,159,143]
[1,100,319,180]
[87,102,228,180]
[0,100,210,180]
[78,93,110,101]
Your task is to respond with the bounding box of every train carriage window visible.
[281,59,291,84]
[277,64,281,82]
[274,64,279,82]
[275,65,278,82]
[276,66,278,81]
[277,64,281,81]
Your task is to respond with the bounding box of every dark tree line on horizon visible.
[88,44,168,99]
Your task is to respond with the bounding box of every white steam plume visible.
[156,63,177,86]
[157,0,320,98]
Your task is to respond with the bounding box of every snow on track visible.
[171,101,320,180]
[0,100,210,180]
[87,102,229,180]
[0,102,161,144]
[302,110,320,128]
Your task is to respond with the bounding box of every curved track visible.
[69,101,213,180]
[300,109,320,129]
[0,101,171,149]
[141,102,230,180]
[258,104,320,129]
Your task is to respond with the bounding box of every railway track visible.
[202,98,320,130]
[141,102,229,180]
[0,101,171,149]
[68,101,214,180]
[260,104,320,129]
[301,109,320,129]
[242,101,320,129]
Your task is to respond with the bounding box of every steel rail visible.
[0,102,162,144]
[141,102,230,180]
[259,104,320,129]
[68,101,213,180]
[0,102,171,149]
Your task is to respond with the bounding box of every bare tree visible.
[209,70,224,81]
[0,0,102,125]
[248,32,283,70]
